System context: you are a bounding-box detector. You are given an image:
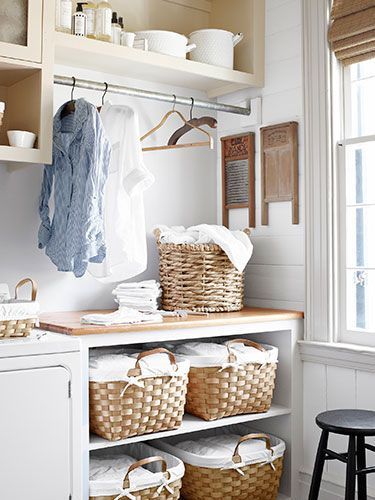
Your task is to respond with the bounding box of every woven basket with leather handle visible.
[90,456,182,500]
[185,339,277,421]
[0,278,38,339]
[90,349,188,441]
[154,228,250,313]
[181,434,284,500]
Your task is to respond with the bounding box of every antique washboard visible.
[221,133,256,228]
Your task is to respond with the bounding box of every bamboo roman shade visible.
[329,0,375,65]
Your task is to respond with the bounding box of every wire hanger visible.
[168,97,218,147]
[141,95,214,152]
[61,76,76,118]
[97,82,108,112]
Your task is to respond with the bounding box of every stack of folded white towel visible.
[112,280,161,313]
[81,280,163,326]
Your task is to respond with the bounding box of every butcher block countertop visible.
[39,307,304,336]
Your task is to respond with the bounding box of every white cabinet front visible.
[0,366,71,500]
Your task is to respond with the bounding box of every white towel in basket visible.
[175,341,278,367]
[156,224,253,272]
[0,301,40,321]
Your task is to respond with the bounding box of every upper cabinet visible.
[0,0,43,63]
[0,0,54,165]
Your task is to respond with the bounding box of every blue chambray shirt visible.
[38,98,111,278]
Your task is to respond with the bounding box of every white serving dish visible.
[7,130,36,148]
[188,29,244,68]
[135,30,196,58]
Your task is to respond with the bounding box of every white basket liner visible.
[174,341,278,368]
[154,424,285,470]
[89,349,190,382]
[0,301,40,321]
[90,442,184,497]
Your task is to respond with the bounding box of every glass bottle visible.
[111,12,121,45]
[56,0,73,33]
[95,0,112,42]
[83,1,97,39]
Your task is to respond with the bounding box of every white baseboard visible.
[299,470,375,500]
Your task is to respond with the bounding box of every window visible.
[339,59,375,345]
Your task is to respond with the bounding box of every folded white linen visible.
[89,444,185,498]
[81,308,162,327]
[156,224,253,272]
[156,427,285,470]
[112,280,161,314]
[89,350,190,382]
[0,301,40,321]
[175,341,278,367]
[115,280,160,290]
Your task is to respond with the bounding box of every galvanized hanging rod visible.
[54,75,251,116]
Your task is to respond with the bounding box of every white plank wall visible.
[301,361,375,499]
[216,0,304,312]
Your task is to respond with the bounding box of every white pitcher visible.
[188,29,244,69]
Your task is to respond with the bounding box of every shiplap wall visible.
[216,0,304,312]
[301,361,375,499]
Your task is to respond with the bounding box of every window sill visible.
[299,340,375,371]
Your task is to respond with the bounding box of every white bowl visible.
[7,130,36,148]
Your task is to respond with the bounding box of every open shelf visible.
[55,32,261,99]
[0,54,52,164]
[89,404,291,451]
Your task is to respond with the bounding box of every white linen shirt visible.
[89,102,154,283]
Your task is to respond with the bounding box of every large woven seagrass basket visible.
[154,228,250,313]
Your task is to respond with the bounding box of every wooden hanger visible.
[168,116,217,146]
[168,98,217,146]
[140,96,214,152]
[60,77,76,118]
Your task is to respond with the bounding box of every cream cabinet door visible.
[0,0,43,63]
[0,366,71,500]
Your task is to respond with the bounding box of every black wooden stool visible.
[309,409,375,500]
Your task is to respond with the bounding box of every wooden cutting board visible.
[38,307,304,336]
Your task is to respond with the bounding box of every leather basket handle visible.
[123,456,167,489]
[226,339,266,362]
[15,278,37,302]
[135,348,177,370]
[232,433,272,463]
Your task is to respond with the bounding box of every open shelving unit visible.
[42,308,304,500]
[89,404,292,451]
[0,0,265,164]
[0,0,54,164]
[55,31,261,99]
[54,0,265,98]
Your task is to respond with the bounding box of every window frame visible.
[303,0,375,347]
[336,64,375,346]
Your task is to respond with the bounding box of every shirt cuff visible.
[38,223,51,249]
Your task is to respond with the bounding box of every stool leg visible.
[308,430,329,500]
[345,435,356,500]
[357,435,367,500]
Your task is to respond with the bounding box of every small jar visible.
[0,102,5,128]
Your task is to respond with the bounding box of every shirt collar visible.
[53,98,93,153]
